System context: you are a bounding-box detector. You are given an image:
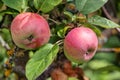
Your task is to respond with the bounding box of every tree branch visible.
[0,35,10,50]
[102,6,120,33]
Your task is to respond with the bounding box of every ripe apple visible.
[11,12,50,50]
[64,27,98,63]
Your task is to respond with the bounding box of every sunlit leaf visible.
[34,0,62,13]
[88,15,120,28]
[2,0,28,12]
[56,24,69,38]
[26,44,59,80]
[75,0,108,14]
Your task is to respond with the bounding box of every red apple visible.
[64,27,98,63]
[11,12,50,50]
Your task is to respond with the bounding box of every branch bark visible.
[0,35,10,50]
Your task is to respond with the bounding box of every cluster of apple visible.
[10,12,98,63]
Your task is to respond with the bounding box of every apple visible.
[64,27,98,63]
[10,12,50,50]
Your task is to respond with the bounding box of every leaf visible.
[88,15,120,28]
[67,0,73,2]
[63,11,73,21]
[0,9,18,16]
[57,26,69,38]
[69,77,79,80]
[75,0,108,14]
[0,45,6,61]
[2,0,28,12]
[56,24,69,38]
[104,36,120,48]
[26,44,59,80]
[0,15,3,22]
[94,52,116,62]
[95,65,120,72]
[0,28,12,46]
[0,0,3,9]
[83,23,101,36]
[34,0,62,13]
[88,60,112,70]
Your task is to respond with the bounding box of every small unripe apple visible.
[64,27,98,63]
[11,12,50,50]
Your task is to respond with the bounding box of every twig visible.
[102,6,113,21]
[0,35,10,50]
[102,6,120,33]
[55,39,64,46]
[97,48,120,53]
[97,48,114,52]
[48,18,61,25]
[116,28,120,32]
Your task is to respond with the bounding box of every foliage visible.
[34,0,62,13]
[75,0,108,14]
[26,44,59,80]
[88,15,120,28]
[0,0,120,80]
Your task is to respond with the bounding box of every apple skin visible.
[11,12,50,50]
[64,27,98,63]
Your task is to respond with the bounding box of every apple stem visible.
[55,40,63,46]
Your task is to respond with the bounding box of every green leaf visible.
[63,11,74,21]
[95,65,120,72]
[75,0,108,14]
[0,15,3,22]
[84,23,101,36]
[88,15,120,28]
[56,24,69,38]
[94,52,116,62]
[0,28,12,46]
[2,0,28,12]
[67,0,73,2]
[0,9,18,16]
[34,0,62,13]
[57,26,69,38]
[26,44,59,80]
[69,77,79,80]
[104,36,120,48]
[0,45,6,61]
[0,0,3,9]
[88,60,112,70]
